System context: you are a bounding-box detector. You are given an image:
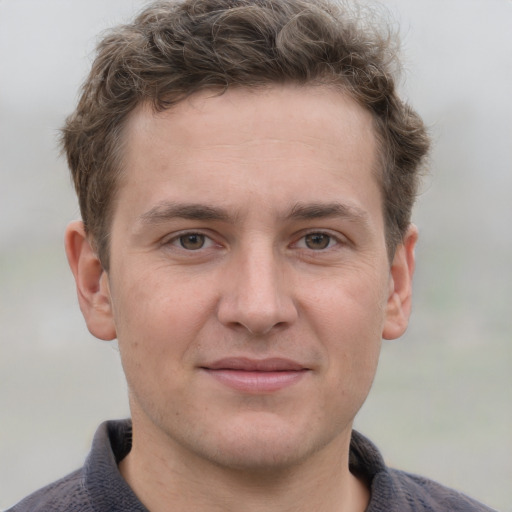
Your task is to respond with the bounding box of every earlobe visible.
[65,221,117,341]
[382,224,418,340]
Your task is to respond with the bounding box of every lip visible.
[201,357,310,393]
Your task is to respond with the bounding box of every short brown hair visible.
[62,0,430,268]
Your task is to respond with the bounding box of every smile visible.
[201,357,310,393]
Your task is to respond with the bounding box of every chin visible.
[179,412,349,473]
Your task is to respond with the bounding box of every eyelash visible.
[293,231,343,251]
[164,231,217,251]
[163,230,346,253]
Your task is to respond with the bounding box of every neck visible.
[119,417,370,512]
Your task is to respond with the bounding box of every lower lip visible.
[203,369,308,393]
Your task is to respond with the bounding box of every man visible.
[9,0,494,510]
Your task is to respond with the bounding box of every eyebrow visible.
[138,202,233,224]
[137,200,369,226]
[287,202,369,224]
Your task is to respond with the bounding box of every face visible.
[69,85,415,472]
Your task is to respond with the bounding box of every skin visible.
[66,85,417,512]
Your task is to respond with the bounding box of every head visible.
[62,0,429,270]
[63,0,429,484]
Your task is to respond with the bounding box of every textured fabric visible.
[7,419,495,512]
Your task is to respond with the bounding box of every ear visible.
[382,224,418,340]
[65,221,116,341]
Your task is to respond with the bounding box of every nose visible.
[216,244,298,336]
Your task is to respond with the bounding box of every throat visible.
[118,441,370,512]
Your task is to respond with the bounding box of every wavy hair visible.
[62,0,430,267]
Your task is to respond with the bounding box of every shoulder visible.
[6,420,142,512]
[349,431,496,512]
[6,468,93,512]
[378,468,497,512]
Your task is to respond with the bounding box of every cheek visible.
[112,262,209,331]
[303,269,386,391]
[109,268,206,377]
[305,267,389,338]
[320,312,382,423]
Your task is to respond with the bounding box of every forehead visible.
[126,85,376,154]
[117,85,381,225]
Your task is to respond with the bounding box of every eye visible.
[304,233,332,250]
[295,232,340,251]
[168,233,214,251]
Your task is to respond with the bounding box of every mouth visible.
[200,357,310,393]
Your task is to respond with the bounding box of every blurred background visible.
[0,0,510,510]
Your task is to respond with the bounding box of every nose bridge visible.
[217,236,297,335]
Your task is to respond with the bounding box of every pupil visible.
[180,234,205,250]
[305,233,330,250]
